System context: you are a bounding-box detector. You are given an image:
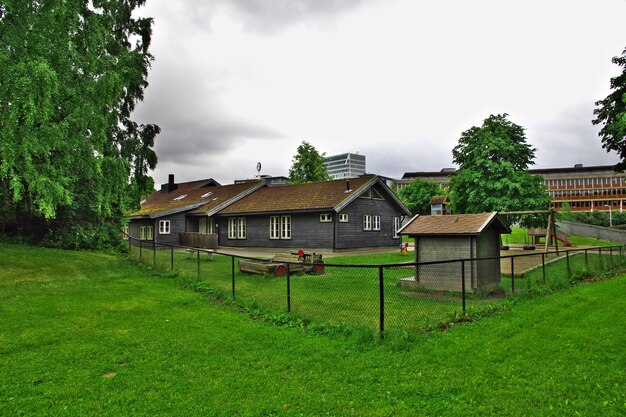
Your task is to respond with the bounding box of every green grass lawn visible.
[2,243,626,416]
[504,227,618,247]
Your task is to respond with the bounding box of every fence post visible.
[139,240,142,261]
[379,266,385,339]
[153,241,156,268]
[541,252,546,284]
[197,249,200,278]
[584,249,588,269]
[599,247,602,269]
[231,256,235,299]
[566,251,570,277]
[609,246,614,268]
[171,246,174,270]
[287,263,291,313]
[511,257,515,295]
[461,260,466,315]
[128,237,131,255]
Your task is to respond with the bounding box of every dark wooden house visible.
[127,175,264,247]
[214,175,411,250]
[399,212,511,292]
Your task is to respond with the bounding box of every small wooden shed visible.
[399,212,511,293]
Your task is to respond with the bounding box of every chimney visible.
[160,174,178,193]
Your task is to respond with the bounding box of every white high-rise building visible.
[324,153,366,180]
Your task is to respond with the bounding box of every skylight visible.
[172,194,187,201]
[201,192,214,198]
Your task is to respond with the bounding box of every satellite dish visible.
[256,162,262,174]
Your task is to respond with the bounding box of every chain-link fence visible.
[126,236,625,337]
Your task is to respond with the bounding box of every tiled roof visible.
[399,212,510,235]
[429,195,449,205]
[218,176,378,215]
[129,180,263,218]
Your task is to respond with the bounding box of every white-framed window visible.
[372,215,381,231]
[363,215,372,231]
[140,225,153,241]
[159,220,171,235]
[281,215,291,239]
[372,189,384,200]
[339,213,349,223]
[393,217,401,238]
[172,194,187,201]
[199,217,215,234]
[122,225,129,237]
[359,189,372,199]
[237,217,246,239]
[320,213,332,223]
[269,216,280,239]
[228,218,237,239]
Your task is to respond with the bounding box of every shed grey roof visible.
[398,212,511,236]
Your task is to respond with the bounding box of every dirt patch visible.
[102,371,117,379]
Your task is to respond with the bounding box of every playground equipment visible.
[500,209,568,252]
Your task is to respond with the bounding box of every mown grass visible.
[1,243,626,416]
[505,227,617,246]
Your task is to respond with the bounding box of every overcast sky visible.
[133,0,626,186]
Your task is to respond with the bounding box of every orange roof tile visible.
[399,212,510,235]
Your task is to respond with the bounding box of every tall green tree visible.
[288,141,330,184]
[594,47,626,170]
[0,0,159,247]
[397,179,442,215]
[449,114,550,215]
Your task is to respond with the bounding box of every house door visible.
[199,217,207,234]
[198,217,215,234]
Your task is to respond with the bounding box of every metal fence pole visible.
[171,246,174,270]
[584,249,588,269]
[231,256,235,299]
[287,263,291,313]
[511,257,515,295]
[566,251,570,277]
[139,240,142,261]
[610,246,614,268]
[599,247,603,269]
[379,266,385,339]
[197,249,200,278]
[128,237,131,255]
[153,241,156,268]
[461,260,466,315]
[541,252,546,284]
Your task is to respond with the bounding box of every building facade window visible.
[320,213,332,222]
[237,217,246,239]
[122,225,129,237]
[363,215,372,231]
[159,220,171,235]
[140,225,153,240]
[281,216,291,239]
[339,213,349,223]
[269,216,280,239]
[372,215,381,230]
[393,217,401,238]
[199,217,215,234]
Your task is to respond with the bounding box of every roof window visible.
[201,192,214,198]
[172,194,187,201]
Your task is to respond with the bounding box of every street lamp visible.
[605,204,613,227]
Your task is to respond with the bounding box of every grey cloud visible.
[531,103,620,169]
[166,0,377,35]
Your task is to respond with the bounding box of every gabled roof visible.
[429,195,449,205]
[218,175,411,216]
[129,180,264,219]
[398,212,511,236]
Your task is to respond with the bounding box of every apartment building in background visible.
[399,164,626,213]
[324,153,366,180]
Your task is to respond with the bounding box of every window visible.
[199,218,215,234]
[122,225,129,237]
[159,220,171,235]
[281,216,291,239]
[372,215,381,231]
[200,191,214,198]
[269,216,280,239]
[372,189,384,200]
[320,213,332,222]
[363,215,372,231]
[140,225,153,241]
[228,218,237,239]
[237,217,246,239]
[269,216,291,239]
[359,189,372,199]
[172,194,187,201]
[393,217,401,238]
[339,213,349,223]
